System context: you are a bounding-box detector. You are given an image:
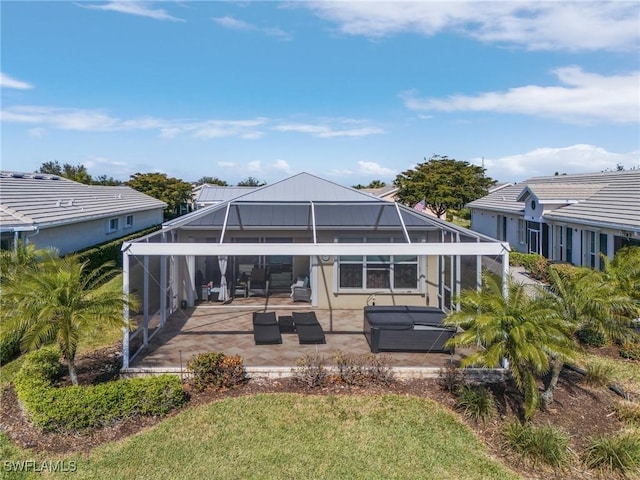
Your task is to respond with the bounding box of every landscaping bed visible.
[1,345,636,479]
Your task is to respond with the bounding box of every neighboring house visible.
[122,172,509,366]
[192,184,258,210]
[0,171,166,254]
[467,170,640,268]
[360,185,399,202]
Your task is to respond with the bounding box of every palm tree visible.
[1,252,136,385]
[600,246,640,304]
[444,274,575,419]
[541,266,637,409]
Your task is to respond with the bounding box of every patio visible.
[124,294,471,378]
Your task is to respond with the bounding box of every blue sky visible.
[1,1,639,185]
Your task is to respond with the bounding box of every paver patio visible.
[127,294,470,375]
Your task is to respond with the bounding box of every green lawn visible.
[580,352,640,397]
[1,394,521,480]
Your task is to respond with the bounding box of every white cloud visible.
[28,127,46,138]
[1,105,268,138]
[357,161,397,177]
[1,73,34,90]
[305,1,639,51]
[78,1,185,22]
[274,122,384,138]
[402,67,640,124]
[483,144,640,181]
[217,161,236,168]
[272,159,292,173]
[247,161,262,172]
[212,16,292,40]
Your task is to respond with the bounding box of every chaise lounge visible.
[253,312,282,345]
[292,312,326,344]
[363,306,456,353]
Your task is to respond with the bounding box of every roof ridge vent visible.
[56,200,62,207]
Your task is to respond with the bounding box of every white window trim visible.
[125,214,134,229]
[107,217,119,233]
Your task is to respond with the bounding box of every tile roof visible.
[467,170,640,230]
[0,171,166,230]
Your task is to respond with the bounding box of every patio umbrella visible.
[218,256,230,302]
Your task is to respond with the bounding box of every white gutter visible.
[122,241,510,257]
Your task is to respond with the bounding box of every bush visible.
[437,362,465,393]
[509,252,549,281]
[620,341,640,361]
[583,360,613,387]
[333,351,394,386]
[455,385,495,423]
[577,326,607,348]
[292,354,327,388]
[187,352,247,392]
[0,336,22,365]
[14,349,187,432]
[503,422,571,468]
[582,430,640,476]
[614,401,640,426]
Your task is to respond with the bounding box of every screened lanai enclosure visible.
[121,173,509,369]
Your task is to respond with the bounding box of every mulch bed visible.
[0,346,634,479]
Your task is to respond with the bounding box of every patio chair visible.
[292,312,326,344]
[252,312,282,345]
[248,267,270,297]
[291,275,311,303]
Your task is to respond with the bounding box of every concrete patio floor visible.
[124,294,471,378]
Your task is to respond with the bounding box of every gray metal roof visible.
[194,185,258,205]
[0,171,166,230]
[468,170,640,230]
[237,172,381,202]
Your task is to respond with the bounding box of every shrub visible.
[510,252,549,281]
[333,351,394,386]
[620,341,640,361]
[292,354,327,388]
[503,422,571,468]
[614,401,640,426]
[583,360,613,387]
[14,348,187,432]
[437,362,465,394]
[363,353,394,385]
[582,430,640,476]
[455,385,495,423]
[577,326,607,348]
[187,352,246,391]
[0,336,21,365]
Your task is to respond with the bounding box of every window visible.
[566,228,573,264]
[496,215,507,241]
[599,233,607,270]
[336,237,419,291]
[555,225,564,260]
[125,215,134,228]
[517,219,526,244]
[107,218,119,233]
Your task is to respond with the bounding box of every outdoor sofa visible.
[363,306,456,353]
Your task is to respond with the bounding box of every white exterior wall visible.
[470,209,525,252]
[28,208,164,255]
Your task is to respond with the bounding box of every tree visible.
[540,265,637,409]
[38,161,92,184]
[1,253,136,385]
[353,180,387,189]
[94,174,123,186]
[126,172,193,219]
[237,177,266,187]
[195,176,228,186]
[600,246,640,304]
[394,155,495,218]
[444,274,575,419]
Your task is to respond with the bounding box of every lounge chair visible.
[253,312,282,345]
[292,312,326,344]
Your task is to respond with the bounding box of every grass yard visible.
[580,351,640,397]
[2,394,520,480]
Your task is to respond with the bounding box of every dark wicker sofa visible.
[363,306,456,353]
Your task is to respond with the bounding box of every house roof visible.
[516,183,607,203]
[194,185,259,205]
[129,172,506,257]
[467,170,640,230]
[361,185,399,199]
[0,171,166,231]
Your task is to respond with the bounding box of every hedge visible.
[14,348,188,432]
[75,225,160,271]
